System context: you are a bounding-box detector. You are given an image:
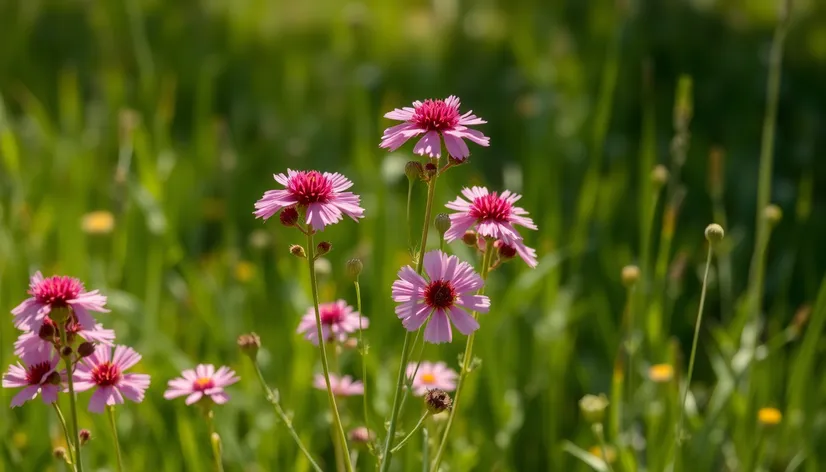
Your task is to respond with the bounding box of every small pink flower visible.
[296,300,368,345]
[391,250,490,344]
[73,345,150,413]
[445,187,538,268]
[14,316,115,358]
[406,361,458,396]
[253,169,364,232]
[2,350,61,408]
[164,364,240,406]
[313,374,364,396]
[11,272,109,332]
[380,95,489,161]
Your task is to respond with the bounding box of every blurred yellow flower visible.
[234,260,256,283]
[758,407,782,426]
[81,211,115,234]
[588,445,617,464]
[648,364,674,383]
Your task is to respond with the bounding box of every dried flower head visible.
[237,333,261,359]
[425,388,453,414]
[290,245,307,259]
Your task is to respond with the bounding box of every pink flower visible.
[391,250,490,344]
[313,374,364,396]
[380,95,489,161]
[253,169,364,232]
[296,299,368,345]
[73,345,151,413]
[164,364,240,406]
[444,187,538,268]
[14,316,115,358]
[11,272,109,332]
[2,350,61,408]
[406,361,458,396]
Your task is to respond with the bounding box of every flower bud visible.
[423,163,437,180]
[349,427,374,445]
[579,393,609,424]
[79,429,92,446]
[621,265,640,287]
[462,231,478,247]
[764,204,782,227]
[316,241,332,257]
[290,244,307,259]
[38,323,56,341]
[404,161,424,182]
[704,223,725,243]
[651,165,669,188]
[77,342,96,358]
[434,213,451,236]
[346,258,363,280]
[53,447,68,460]
[280,207,299,227]
[46,371,61,385]
[494,240,517,260]
[238,333,261,359]
[60,346,73,358]
[425,388,453,414]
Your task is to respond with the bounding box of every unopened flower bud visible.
[316,241,332,257]
[280,207,299,227]
[77,342,96,358]
[79,429,92,446]
[53,447,68,460]
[434,213,451,236]
[704,223,725,243]
[621,265,640,287]
[462,231,478,247]
[764,204,782,227]
[349,427,374,445]
[346,258,363,280]
[651,165,669,188]
[38,323,56,341]
[425,389,453,414]
[404,161,424,182]
[290,244,306,259]
[579,393,609,424]
[238,333,261,359]
[343,338,359,350]
[423,163,437,180]
[494,240,517,260]
[60,346,73,358]
[46,371,61,385]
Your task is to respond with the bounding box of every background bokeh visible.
[1,0,825,470]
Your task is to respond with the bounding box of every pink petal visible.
[10,385,40,408]
[447,306,480,335]
[185,392,204,405]
[210,392,230,404]
[442,133,470,160]
[424,311,452,344]
[413,131,442,158]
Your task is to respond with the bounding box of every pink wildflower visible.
[2,350,61,408]
[253,169,364,231]
[14,316,115,358]
[444,187,538,268]
[296,299,368,345]
[313,374,364,396]
[380,95,489,161]
[164,364,240,406]
[391,250,490,344]
[73,345,150,413]
[11,272,109,332]
[406,361,458,396]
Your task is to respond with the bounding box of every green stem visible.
[398,331,427,417]
[53,403,76,469]
[355,280,372,435]
[306,231,353,472]
[430,242,495,470]
[107,406,124,472]
[593,423,616,472]
[60,325,84,472]
[250,359,324,472]
[391,413,430,454]
[380,172,439,472]
[407,180,414,248]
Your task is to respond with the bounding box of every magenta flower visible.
[380,95,489,161]
[164,364,240,406]
[11,272,109,332]
[296,299,368,345]
[444,187,538,268]
[14,316,115,358]
[2,350,61,408]
[73,345,150,413]
[391,250,490,344]
[313,374,364,396]
[406,361,458,396]
[253,169,364,231]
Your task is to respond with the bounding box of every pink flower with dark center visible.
[380,95,489,161]
[406,361,458,396]
[313,374,364,396]
[2,350,61,407]
[164,364,240,406]
[73,345,150,413]
[444,187,538,268]
[253,169,364,231]
[296,299,368,345]
[11,272,109,332]
[391,250,490,344]
[14,319,115,358]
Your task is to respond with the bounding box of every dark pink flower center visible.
[413,99,460,132]
[193,377,215,392]
[320,306,345,325]
[30,276,84,307]
[26,361,52,385]
[469,193,512,223]
[424,280,456,309]
[288,171,333,206]
[91,362,122,387]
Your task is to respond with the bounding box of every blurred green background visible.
[1,0,825,470]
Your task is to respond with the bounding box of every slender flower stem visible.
[381,172,439,472]
[107,406,124,472]
[249,359,323,472]
[398,331,426,417]
[354,280,372,434]
[60,325,84,472]
[307,231,353,472]
[593,423,616,472]
[53,403,76,468]
[391,412,431,453]
[431,243,495,470]
[407,180,414,247]
[677,245,714,444]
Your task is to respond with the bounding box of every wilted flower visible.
[2,350,61,408]
[73,345,151,413]
[406,361,457,396]
[313,374,364,396]
[164,364,240,405]
[297,300,368,345]
[12,272,109,332]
